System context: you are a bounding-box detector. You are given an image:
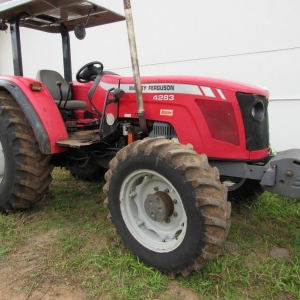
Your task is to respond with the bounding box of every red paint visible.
[0,73,270,161]
[94,74,269,160]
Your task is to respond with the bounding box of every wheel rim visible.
[120,169,187,253]
[0,139,4,184]
[221,176,246,191]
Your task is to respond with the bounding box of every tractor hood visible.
[108,75,269,99]
[0,0,125,33]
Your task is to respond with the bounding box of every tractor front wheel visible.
[0,91,53,212]
[104,138,231,276]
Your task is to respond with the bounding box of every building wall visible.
[0,0,300,151]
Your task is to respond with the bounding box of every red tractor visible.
[0,0,299,276]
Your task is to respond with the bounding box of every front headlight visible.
[251,100,265,122]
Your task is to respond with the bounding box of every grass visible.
[0,168,299,299]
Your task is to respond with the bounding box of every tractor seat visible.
[36,69,87,110]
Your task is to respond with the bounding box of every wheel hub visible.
[144,191,174,222]
[120,169,187,253]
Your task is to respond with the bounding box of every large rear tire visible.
[104,138,231,276]
[68,164,106,181]
[0,91,53,212]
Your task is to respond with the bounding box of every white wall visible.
[0,27,13,74]
[1,0,300,151]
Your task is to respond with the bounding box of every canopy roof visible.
[0,0,125,33]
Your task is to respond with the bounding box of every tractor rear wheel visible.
[68,164,106,181]
[104,138,231,276]
[0,91,53,212]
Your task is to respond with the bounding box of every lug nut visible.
[172,199,177,204]
[129,192,136,200]
[154,186,159,191]
[286,170,293,177]
[173,212,178,217]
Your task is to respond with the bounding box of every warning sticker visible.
[106,113,115,125]
[160,109,173,116]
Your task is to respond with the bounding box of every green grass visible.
[0,168,299,299]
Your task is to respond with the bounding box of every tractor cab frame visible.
[1,0,125,81]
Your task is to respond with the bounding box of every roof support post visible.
[123,0,147,135]
[57,24,72,83]
[10,12,28,76]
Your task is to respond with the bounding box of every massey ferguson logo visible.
[129,84,175,91]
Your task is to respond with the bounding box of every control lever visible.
[63,82,73,109]
[56,81,63,108]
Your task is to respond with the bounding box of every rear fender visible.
[0,76,68,154]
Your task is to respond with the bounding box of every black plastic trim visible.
[236,92,269,151]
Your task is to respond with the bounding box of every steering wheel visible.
[76,61,104,83]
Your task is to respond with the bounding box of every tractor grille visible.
[236,92,269,151]
[149,122,178,139]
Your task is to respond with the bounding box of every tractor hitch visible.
[211,149,300,199]
[262,149,300,198]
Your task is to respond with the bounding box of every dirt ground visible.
[0,230,85,300]
[0,231,198,300]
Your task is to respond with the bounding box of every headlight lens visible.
[251,101,265,122]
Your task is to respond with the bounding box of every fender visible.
[0,76,68,154]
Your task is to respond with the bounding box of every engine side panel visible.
[98,75,270,161]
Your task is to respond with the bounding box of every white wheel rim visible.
[0,140,4,184]
[120,169,187,253]
[222,177,246,191]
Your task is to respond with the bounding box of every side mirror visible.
[74,6,96,40]
[74,23,86,40]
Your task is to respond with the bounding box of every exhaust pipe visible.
[123,0,148,135]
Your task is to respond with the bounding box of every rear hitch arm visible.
[262,149,300,198]
[211,149,300,199]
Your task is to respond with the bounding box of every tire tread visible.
[0,91,53,212]
[104,138,230,276]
